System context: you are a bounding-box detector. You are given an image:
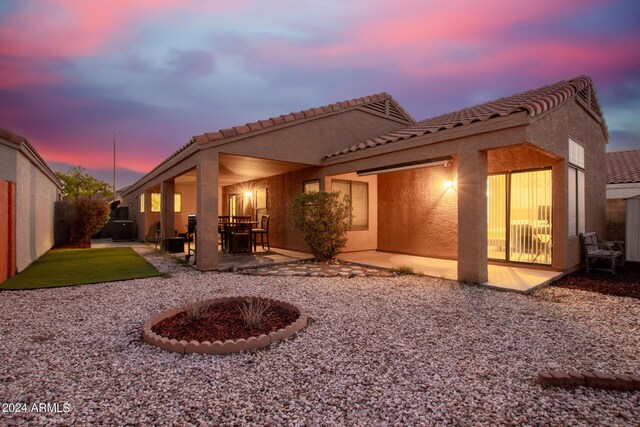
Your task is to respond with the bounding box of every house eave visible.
[322,111,531,166]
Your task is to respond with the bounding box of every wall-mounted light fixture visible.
[444,180,454,190]
[244,191,253,199]
[357,156,452,176]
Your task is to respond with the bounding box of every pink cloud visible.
[0,0,247,59]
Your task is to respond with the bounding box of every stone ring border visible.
[142,296,308,355]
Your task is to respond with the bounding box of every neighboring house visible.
[122,76,608,283]
[0,129,62,283]
[606,149,640,240]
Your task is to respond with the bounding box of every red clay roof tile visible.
[205,132,223,141]
[220,128,237,138]
[607,149,640,184]
[247,122,263,132]
[325,76,607,159]
[234,125,251,135]
[132,92,408,189]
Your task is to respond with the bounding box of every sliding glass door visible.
[487,169,552,265]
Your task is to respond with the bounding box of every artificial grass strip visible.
[1,247,162,290]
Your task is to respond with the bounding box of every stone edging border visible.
[537,370,640,392]
[142,296,307,355]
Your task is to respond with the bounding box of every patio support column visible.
[457,149,488,283]
[196,149,219,271]
[161,179,175,239]
[143,189,152,240]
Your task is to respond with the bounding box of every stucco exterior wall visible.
[0,143,17,181]
[377,157,458,259]
[215,110,408,166]
[174,183,196,234]
[15,151,59,272]
[221,167,321,253]
[527,99,608,270]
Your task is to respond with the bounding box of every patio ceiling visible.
[218,153,312,186]
[171,154,313,187]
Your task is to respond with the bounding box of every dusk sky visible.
[1,0,639,188]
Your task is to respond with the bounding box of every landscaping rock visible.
[0,247,637,426]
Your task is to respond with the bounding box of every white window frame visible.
[568,138,585,237]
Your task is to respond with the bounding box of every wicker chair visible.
[579,232,625,274]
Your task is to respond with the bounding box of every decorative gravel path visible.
[241,260,394,277]
[0,247,638,426]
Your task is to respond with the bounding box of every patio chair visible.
[252,215,270,251]
[233,216,252,223]
[148,222,162,250]
[579,232,625,274]
[229,222,252,255]
[218,216,230,251]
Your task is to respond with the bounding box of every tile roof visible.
[607,149,640,184]
[0,128,62,187]
[193,92,412,144]
[325,76,607,159]
[134,92,413,187]
[0,128,26,145]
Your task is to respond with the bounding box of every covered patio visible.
[337,251,562,294]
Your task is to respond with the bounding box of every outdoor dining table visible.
[219,219,258,253]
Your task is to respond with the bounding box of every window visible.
[151,193,161,213]
[229,194,239,216]
[568,138,585,236]
[304,180,320,193]
[149,193,182,213]
[254,188,267,219]
[140,193,145,213]
[332,180,368,231]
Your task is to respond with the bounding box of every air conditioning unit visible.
[112,220,134,241]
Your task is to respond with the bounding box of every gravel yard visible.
[1,248,638,426]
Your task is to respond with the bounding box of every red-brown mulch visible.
[152,301,299,342]
[553,262,640,299]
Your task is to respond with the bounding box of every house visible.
[122,76,608,283]
[0,129,62,283]
[606,149,640,240]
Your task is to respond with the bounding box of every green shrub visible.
[69,196,110,247]
[291,191,352,261]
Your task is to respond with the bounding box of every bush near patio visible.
[291,191,352,261]
[62,196,110,248]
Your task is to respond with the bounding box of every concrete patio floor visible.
[337,250,563,294]
[91,239,313,271]
[178,242,313,271]
[91,239,561,292]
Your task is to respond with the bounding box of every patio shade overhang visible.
[356,156,453,176]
